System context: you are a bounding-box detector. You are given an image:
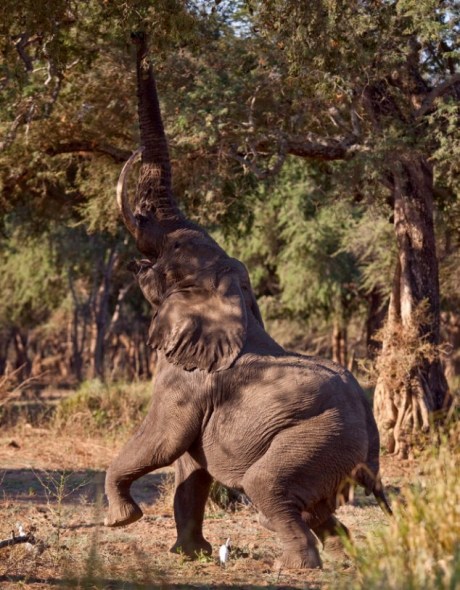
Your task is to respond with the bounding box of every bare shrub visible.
[362,301,444,392]
[361,300,453,456]
[0,365,38,408]
[52,379,151,436]
[208,482,252,513]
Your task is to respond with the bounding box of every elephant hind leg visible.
[260,503,350,561]
[305,499,350,560]
[314,516,350,559]
[243,470,322,569]
[255,502,321,569]
[170,453,213,559]
[245,416,360,569]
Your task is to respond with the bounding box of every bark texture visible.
[373,156,451,457]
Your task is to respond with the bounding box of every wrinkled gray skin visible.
[104,33,390,569]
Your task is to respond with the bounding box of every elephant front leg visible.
[170,453,213,558]
[105,425,193,527]
[104,427,158,527]
[104,386,203,528]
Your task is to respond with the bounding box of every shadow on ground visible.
[0,468,167,508]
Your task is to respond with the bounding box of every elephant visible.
[104,33,391,570]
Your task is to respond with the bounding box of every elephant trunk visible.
[132,32,181,222]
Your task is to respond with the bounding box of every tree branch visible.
[0,111,27,152]
[416,73,460,119]
[284,134,356,160]
[13,34,34,72]
[46,142,131,162]
[229,137,287,179]
[230,130,368,179]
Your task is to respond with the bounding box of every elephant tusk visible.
[116,147,143,236]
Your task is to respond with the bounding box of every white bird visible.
[15,522,28,538]
[15,522,34,552]
[219,538,231,566]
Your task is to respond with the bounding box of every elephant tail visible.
[355,396,393,516]
[353,464,393,517]
[373,480,393,516]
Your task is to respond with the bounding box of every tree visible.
[232,0,458,455]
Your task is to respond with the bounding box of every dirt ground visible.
[0,418,410,589]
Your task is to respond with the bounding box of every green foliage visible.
[277,189,360,319]
[217,161,393,326]
[343,204,396,299]
[0,231,66,328]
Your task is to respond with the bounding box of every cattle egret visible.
[219,538,231,566]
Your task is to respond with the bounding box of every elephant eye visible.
[174,242,180,250]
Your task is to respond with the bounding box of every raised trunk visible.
[132,33,181,221]
[374,156,451,457]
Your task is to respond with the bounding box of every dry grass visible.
[0,365,40,408]
[360,301,444,392]
[339,421,460,590]
[52,379,151,436]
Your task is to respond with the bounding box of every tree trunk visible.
[332,319,347,367]
[68,271,90,383]
[442,311,460,385]
[89,248,119,381]
[374,156,451,457]
[0,330,13,375]
[366,287,386,358]
[13,330,31,379]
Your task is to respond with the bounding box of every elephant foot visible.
[104,497,143,527]
[170,537,212,559]
[275,547,322,570]
[322,535,348,561]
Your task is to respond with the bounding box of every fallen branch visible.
[0,531,35,550]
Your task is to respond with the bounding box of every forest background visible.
[0,2,459,589]
[0,0,459,454]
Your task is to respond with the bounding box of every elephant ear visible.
[148,272,247,372]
